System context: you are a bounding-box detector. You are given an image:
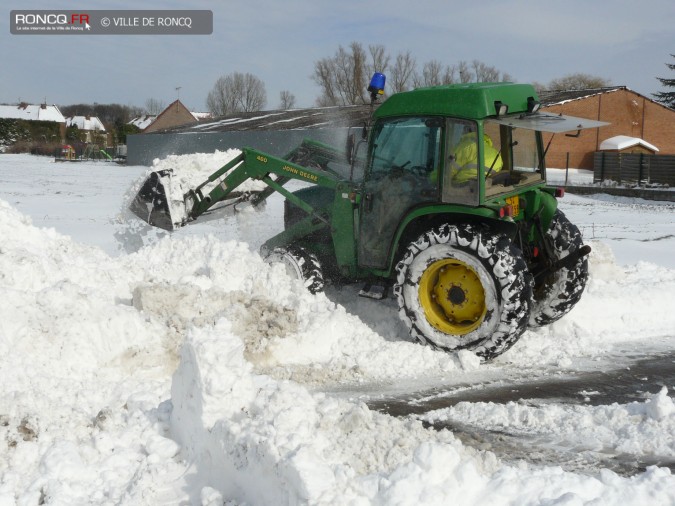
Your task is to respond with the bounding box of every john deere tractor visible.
[131,73,607,360]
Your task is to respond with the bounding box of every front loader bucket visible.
[129,170,185,231]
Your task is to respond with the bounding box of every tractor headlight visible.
[494,101,509,116]
[527,96,541,113]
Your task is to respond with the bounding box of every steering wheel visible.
[409,165,433,176]
[389,160,411,178]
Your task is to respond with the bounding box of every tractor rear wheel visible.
[394,224,533,360]
[529,210,588,327]
[264,246,324,293]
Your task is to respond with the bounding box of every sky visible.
[1,0,674,113]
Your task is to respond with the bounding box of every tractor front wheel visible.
[394,224,532,360]
[264,246,324,293]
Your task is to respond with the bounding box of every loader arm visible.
[187,147,341,221]
[130,140,346,231]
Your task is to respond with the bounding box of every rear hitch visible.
[533,244,591,283]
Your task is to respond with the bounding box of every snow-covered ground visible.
[0,153,673,505]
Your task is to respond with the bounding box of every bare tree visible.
[472,60,501,82]
[279,90,296,109]
[441,66,457,84]
[390,51,417,93]
[457,61,472,83]
[414,60,441,87]
[368,44,390,77]
[412,60,509,85]
[531,81,547,94]
[206,72,267,116]
[341,42,367,105]
[145,98,165,115]
[313,44,516,101]
[414,60,456,87]
[207,77,235,116]
[546,73,611,91]
[312,42,390,106]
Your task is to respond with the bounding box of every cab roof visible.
[374,82,539,120]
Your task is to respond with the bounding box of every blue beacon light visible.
[368,73,386,100]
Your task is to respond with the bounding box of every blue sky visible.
[1,0,674,112]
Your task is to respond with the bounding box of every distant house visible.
[539,87,675,169]
[66,115,105,132]
[130,100,201,133]
[129,114,157,131]
[191,111,212,121]
[0,102,66,123]
[65,115,107,144]
[0,103,66,142]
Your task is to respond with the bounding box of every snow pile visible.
[422,387,675,458]
[170,321,476,504]
[116,149,270,252]
[0,200,180,504]
[0,192,470,503]
[171,317,675,505]
[125,232,465,383]
[151,149,267,225]
[501,241,675,368]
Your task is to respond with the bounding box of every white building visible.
[65,116,107,143]
[0,103,66,123]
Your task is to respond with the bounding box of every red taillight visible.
[555,187,565,198]
[499,205,514,218]
[533,246,540,258]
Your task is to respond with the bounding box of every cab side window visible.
[442,119,480,206]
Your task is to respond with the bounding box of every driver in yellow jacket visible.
[450,132,503,184]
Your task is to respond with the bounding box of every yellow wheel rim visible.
[418,258,487,335]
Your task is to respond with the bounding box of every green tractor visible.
[130,74,607,360]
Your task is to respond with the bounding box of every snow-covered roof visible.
[129,115,156,130]
[599,135,659,152]
[0,103,66,123]
[191,111,212,121]
[66,116,106,132]
[539,86,672,113]
[167,105,370,133]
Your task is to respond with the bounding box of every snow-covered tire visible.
[264,246,324,294]
[529,210,588,327]
[394,224,533,360]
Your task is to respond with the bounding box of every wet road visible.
[367,352,675,476]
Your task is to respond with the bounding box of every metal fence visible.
[593,152,675,186]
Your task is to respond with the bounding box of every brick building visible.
[539,87,675,169]
[140,100,199,133]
